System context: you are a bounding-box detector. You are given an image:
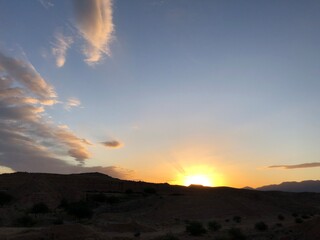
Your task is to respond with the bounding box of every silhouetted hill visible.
[242,186,255,190]
[257,180,320,192]
[0,172,319,215]
[0,172,180,207]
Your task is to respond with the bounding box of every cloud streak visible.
[73,0,114,64]
[0,51,89,164]
[269,162,320,169]
[101,140,123,148]
[0,52,56,103]
[38,0,54,9]
[52,31,73,68]
[65,97,81,110]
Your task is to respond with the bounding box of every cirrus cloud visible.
[73,0,114,64]
[51,31,73,68]
[269,162,320,169]
[65,97,81,110]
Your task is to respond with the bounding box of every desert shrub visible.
[92,193,107,202]
[53,218,64,225]
[66,201,93,219]
[154,233,179,240]
[186,221,207,236]
[301,214,309,219]
[125,188,133,194]
[292,212,298,217]
[255,221,268,231]
[295,218,303,224]
[228,228,246,240]
[0,192,13,206]
[144,187,157,194]
[13,215,36,227]
[106,196,120,205]
[31,202,50,214]
[58,198,69,209]
[225,219,230,222]
[208,220,222,232]
[233,216,242,223]
[278,214,285,221]
[214,237,229,240]
[275,223,283,228]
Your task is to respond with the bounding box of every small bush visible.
[31,202,50,214]
[255,221,268,231]
[186,221,207,236]
[208,220,222,232]
[278,214,285,221]
[125,189,133,194]
[92,193,107,202]
[53,218,64,225]
[295,218,303,224]
[66,201,93,219]
[301,214,309,219]
[0,192,13,206]
[58,198,69,209]
[292,213,298,217]
[154,233,179,240]
[14,215,36,227]
[106,196,120,205]
[214,237,229,240]
[275,223,283,228]
[233,216,242,223]
[228,228,246,240]
[144,187,157,194]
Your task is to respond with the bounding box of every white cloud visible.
[73,0,114,64]
[52,31,73,68]
[65,97,81,110]
[38,0,54,9]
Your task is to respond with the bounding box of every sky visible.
[0,0,320,188]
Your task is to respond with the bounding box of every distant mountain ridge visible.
[257,180,320,192]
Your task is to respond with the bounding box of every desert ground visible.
[0,172,319,240]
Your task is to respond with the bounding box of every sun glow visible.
[184,174,213,187]
[169,147,225,187]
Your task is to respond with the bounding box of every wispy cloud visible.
[0,51,130,179]
[73,0,114,64]
[52,31,73,68]
[269,162,320,169]
[65,97,81,110]
[0,52,56,103]
[101,140,123,148]
[38,0,54,9]
[0,51,89,164]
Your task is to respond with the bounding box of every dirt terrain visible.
[0,172,319,240]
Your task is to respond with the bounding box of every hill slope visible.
[257,180,320,192]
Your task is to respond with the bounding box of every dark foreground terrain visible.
[0,172,319,240]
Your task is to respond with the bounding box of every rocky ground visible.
[0,172,319,240]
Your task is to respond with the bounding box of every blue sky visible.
[0,0,319,187]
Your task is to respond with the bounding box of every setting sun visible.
[184,174,213,187]
[171,163,224,187]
